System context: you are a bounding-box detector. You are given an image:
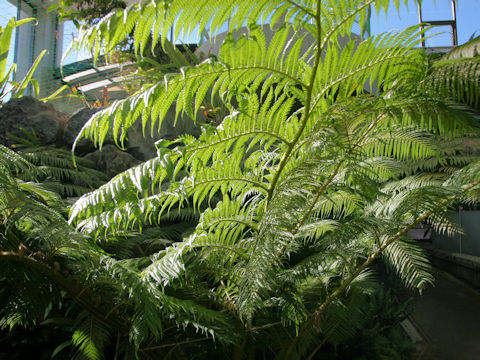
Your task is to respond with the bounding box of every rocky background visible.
[0,96,205,176]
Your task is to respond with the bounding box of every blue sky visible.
[371,0,480,46]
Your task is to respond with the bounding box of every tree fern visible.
[4,0,480,358]
[68,0,480,354]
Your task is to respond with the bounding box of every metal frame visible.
[418,0,458,48]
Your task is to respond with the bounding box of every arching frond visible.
[69,154,181,231]
[72,313,111,360]
[443,35,480,60]
[425,57,480,109]
[313,27,424,101]
[382,238,433,292]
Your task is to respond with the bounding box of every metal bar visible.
[13,0,21,66]
[417,2,425,48]
[451,0,458,46]
[422,20,455,26]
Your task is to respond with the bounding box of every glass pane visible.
[424,25,455,47]
[420,0,455,22]
[62,21,91,65]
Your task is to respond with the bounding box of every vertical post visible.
[417,2,425,48]
[459,206,463,254]
[55,17,64,67]
[13,0,20,66]
[14,0,35,90]
[451,0,458,46]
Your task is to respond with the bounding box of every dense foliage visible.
[2,0,480,359]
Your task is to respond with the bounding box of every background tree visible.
[54,0,126,26]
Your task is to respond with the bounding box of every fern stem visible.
[139,337,212,352]
[265,0,323,208]
[319,0,375,51]
[114,332,121,360]
[291,160,345,235]
[249,321,282,332]
[284,0,316,17]
[288,113,385,242]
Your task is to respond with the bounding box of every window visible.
[0,0,19,78]
[61,20,90,65]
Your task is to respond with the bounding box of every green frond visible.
[312,191,364,219]
[371,184,461,222]
[381,173,445,194]
[313,27,424,101]
[141,225,251,288]
[0,144,38,177]
[443,35,480,60]
[75,26,308,150]
[278,291,308,328]
[321,270,379,345]
[319,0,374,47]
[7,146,108,197]
[445,158,480,205]
[280,250,339,285]
[0,262,61,329]
[97,255,238,347]
[279,270,380,360]
[77,0,320,62]
[43,182,99,198]
[360,128,439,161]
[198,198,259,234]
[72,313,111,360]
[426,56,480,109]
[375,96,476,137]
[15,179,61,204]
[187,91,299,165]
[236,225,293,321]
[427,209,464,237]
[382,238,433,292]
[140,239,190,286]
[295,219,338,242]
[69,155,179,230]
